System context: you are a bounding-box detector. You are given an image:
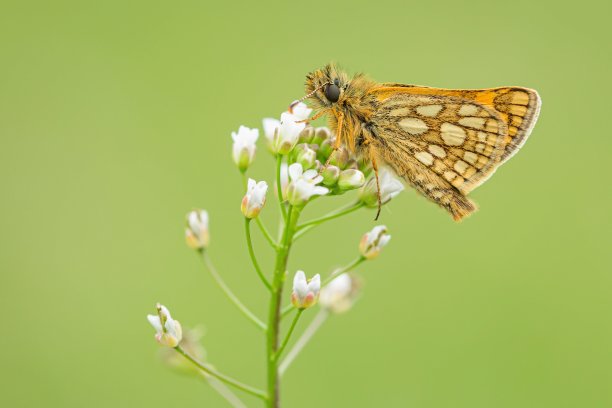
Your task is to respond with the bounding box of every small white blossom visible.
[241,179,268,219]
[185,209,209,250]
[359,225,391,260]
[231,126,259,171]
[272,112,306,155]
[288,101,312,121]
[286,163,329,206]
[359,169,405,207]
[262,118,279,149]
[147,303,183,347]
[338,169,366,190]
[319,274,360,314]
[291,270,321,309]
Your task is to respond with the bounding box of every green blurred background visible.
[1,0,611,406]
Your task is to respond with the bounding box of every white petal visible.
[147,315,162,332]
[288,163,303,181]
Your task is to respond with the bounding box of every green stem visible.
[201,373,247,408]
[200,251,266,331]
[245,219,272,291]
[255,217,278,249]
[276,155,287,222]
[266,205,300,408]
[175,345,267,400]
[279,310,329,376]
[294,201,364,240]
[275,309,304,362]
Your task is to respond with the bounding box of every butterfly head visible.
[304,63,350,108]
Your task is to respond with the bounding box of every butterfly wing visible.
[366,86,541,220]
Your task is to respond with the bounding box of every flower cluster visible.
[147,98,405,407]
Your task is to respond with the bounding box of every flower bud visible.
[359,225,391,260]
[147,303,183,347]
[329,147,350,169]
[286,163,329,206]
[231,126,258,172]
[294,144,317,170]
[312,127,331,146]
[298,126,315,144]
[241,179,268,219]
[185,209,210,250]
[321,165,341,187]
[359,169,405,207]
[337,169,365,190]
[291,271,321,309]
[319,274,361,314]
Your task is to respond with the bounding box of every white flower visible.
[147,303,183,347]
[319,274,360,314]
[288,101,312,121]
[185,209,209,249]
[231,126,259,171]
[359,168,405,207]
[262,118,279,149]
[286,163,329,206]
[241,179,268,219]
[291,270,321,309]
[338,169,366,190]
[272,112,306,155]
[359,225,391,260]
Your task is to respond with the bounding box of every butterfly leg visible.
[323,111,344,167]
[295,110,326,124]
[370,147,382,221]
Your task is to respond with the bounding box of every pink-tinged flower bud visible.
[241,179,268,219]
[337,169,365,190]
[359,225,391,260]
[231,126,258,172]
[291,271,321,309]
[147,303,183,347]
[359,168,404,207]
[185,209,210,250]
[298,126,315,144]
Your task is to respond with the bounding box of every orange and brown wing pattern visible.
[365,86,540,220]
[373,85,541,162]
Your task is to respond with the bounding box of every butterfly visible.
[292,63,541,221]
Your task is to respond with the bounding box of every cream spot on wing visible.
[451,176,465,188]
[432,191,444,199]
[441,123,466,146]
[485,119,499,133]
[443,171,457,182]
[509,104,528,116]
[464,167,476,178]
[428,144,446,158]
[416,104,443,117]
[463,151,478,165]
[458,104,479,116]
[399,117,429,135]
[454,160,468,174]
[415,151,434,166]
[476,143,485,153]
[477,131,487,142]
[511,91,530,105]
[458,117,486,129]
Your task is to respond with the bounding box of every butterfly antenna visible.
[288,82,329,113]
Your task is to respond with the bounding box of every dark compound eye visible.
[324,82,341,102]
